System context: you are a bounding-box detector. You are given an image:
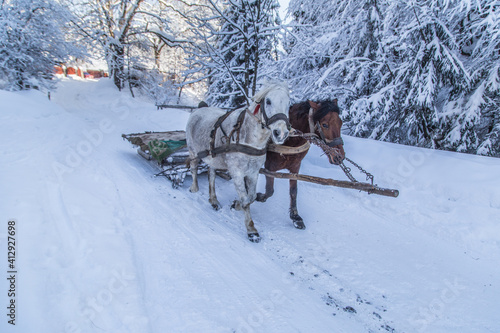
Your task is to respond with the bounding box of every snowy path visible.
[1,78,499,333]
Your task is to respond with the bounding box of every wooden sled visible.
[122,131,207,188]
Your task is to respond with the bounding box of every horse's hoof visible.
[291,215,306,230]
[231,200,242,210]
[256,193,267,202]
[248,233,261,243]
[210,198,222,210]
[293,220,306,229]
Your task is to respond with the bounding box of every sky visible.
[278,0,290,21]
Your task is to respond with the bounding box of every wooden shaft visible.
[259,168,399,198]
[155,104,232,111]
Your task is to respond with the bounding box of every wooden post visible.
[259,168,399,198]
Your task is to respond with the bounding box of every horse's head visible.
[253,81,290,145]
[309,99,345,165]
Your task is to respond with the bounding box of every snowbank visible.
[0,78,499,333]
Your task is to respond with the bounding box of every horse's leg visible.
[245,175,258,204]
[256,156,275,202]
[189,155,199,193]
[256,175,275,202]
[230,172,260,242]
[243,205,260,242]
[208,167,221,210]
[288,164,306,230]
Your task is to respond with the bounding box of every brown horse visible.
[256,99,345,229]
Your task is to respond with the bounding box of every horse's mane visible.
[294,100,340,122]
[252,80,290,103]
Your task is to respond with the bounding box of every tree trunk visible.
[154,42,164,71]
[112,44,125,91]
[15,67,25,90]
[242,1,250,99]
[252,0,262,96]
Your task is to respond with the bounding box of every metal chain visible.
[339,162,357,182]
[291,129,375,185]
[342,157,374,185]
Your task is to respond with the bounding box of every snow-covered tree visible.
[278,0,386,103]
[362,0,470,148]
[68,0,185,91]
[453,0,500,156]
[183,0,281,107]
[0,0,81,91]
[278,0,500,157]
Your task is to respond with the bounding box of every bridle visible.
[204,95,291,159]
[252,100,291,130]
[308,107,343,147]
[251,85,291,130]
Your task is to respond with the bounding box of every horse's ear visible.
[308,100,319,110]
[332,98,338,106]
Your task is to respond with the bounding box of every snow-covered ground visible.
[1,78,499,333]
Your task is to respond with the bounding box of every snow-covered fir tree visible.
[360,0,470,148]
[184,0,281,107]
[452,0,500,156]
[280,0,385,102]
[0,0,81,91]
[278,0,500,157]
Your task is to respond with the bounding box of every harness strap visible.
[261,102,291,130]
[208,108,250,158]
[228,109,247,144]
[210,110,234,156]
[315,121,327,141]
[197,143,267,160]
[203,95,292,159]
[308,108,315,133]
[267,141,310,155]
[266,113,291,130]
[327,136,344,147]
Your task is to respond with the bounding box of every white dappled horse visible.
[186,81,290,242]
